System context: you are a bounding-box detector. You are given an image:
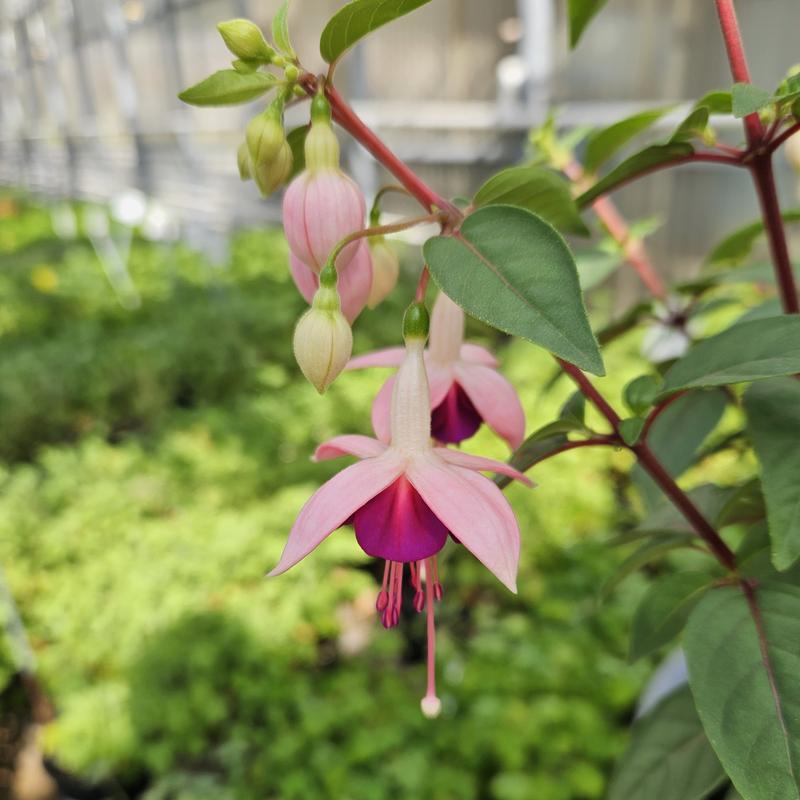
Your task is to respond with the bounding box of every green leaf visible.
[636,484,740,537]
[423,205,604,375]
[560,390,586,425]
[576,143,695,207]
[272,0,295,57]
[567,0,609,48]
[525,419,587,443]
[685,583,800,800]
[496,434,567,490]
[319,0,432,64]
[597,301,653,346]
[731,83,773,118]
[285,125,308,179]
[624,374,662,415]
[706,209,800,265]
[575,250,622,290]
[633,390,728,508]
[744,378,800,571]
[629,573,713,662]
[608,686,726,800]
[583,107,674,173]
[737,522,800,586]
[619,417,646,446]
[659,317,800,398]
[178,70,278,107]
[694,90,733,115]
[670,107,710,143]
[472,166,590,236]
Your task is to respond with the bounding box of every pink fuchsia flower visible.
[282,94,365,272]
[290,241,372,323]
[348,291,526,449]
[269,304,532,715]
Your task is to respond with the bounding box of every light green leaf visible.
[272,0,295,58]
[577,143,695,207]
[670,107,710,143]
[659,317,800,398]
[319,0,432,64]
[178,70,278,107]
[624,374,662,415]
[567,0,609,48]
[744,379,800,571]
[608,686,726,800]
[619,417,646,446]
[472,166,590,236]
[706,209,800,265]
[694,90,733,115]
[583,107,674,173]
[629,572,712,662]
[575,250,623,290]
[731,83,773,118]
[423,205,604,374]
[685,583,800,800]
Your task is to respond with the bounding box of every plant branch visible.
[769,121,800,154]
[642,391,687,441]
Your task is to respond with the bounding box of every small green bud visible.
[403,302,430,342]
[217,19,273,62]
[311,92,332,124]
[232,58,259,74]
[284,64,299,82]
[319,262,338,289]
[292,85,307,98]
[304,121,339,174]
[246,110,285,166]
[252,139,293,196]
[367,237,400,308]
[237,141,252,181]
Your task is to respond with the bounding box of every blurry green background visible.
[0,190,669,800]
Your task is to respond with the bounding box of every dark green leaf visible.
[670,107,710,143]
[633,390,728,508]
[597,301,654,346]
[659,317,800,398]
[472,166,590,236]
[734,298,784,326]
[560,390,586,425]
[608,686,725,800]
[685,583,800,800]
[272,0,295,57]
[496,434,567,490]
[423,205,604,374]
[706,209,800,265]
[526,419,587,443]
[744,378,800,570]
[731,83,773,118]
[567,0,609,48]
[624,374,662,415]
[636,484,737,537]
[738,522,800,586]
[285,125,308,179]
[716,479,766,528]
[629,573,713,662]
[619,417,646,446]
[319,0,432,64]
[583,107,674,173]
[694,90,733,115]
[577,143,695,207]
[178,70,278,107]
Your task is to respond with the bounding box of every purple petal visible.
[430,382,483,445]
[353,475,449,562]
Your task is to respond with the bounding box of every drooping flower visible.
[348,291,526,449]
[282,93,365,272]
[289,241,372,323]
[269,303,532,714]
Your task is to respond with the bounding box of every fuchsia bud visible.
[366,236,400,308]
[282,93,366,272]
[246,104,293,197]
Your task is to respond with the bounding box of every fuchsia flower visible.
[269,306,532,715]
[349,292,526,449]
[290,242,372,324]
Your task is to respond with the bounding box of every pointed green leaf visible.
[272,0,295,57]
[685,583,800,800]
[659,317,800,398]
[526,419,588,443]
[744,378,800,570]
[619,417,646,446]
[568,0,609,48]
[636,484,739,537]
[319,0,433,64]
[423,205,604,374]
[178,70,278,107]
[694,90,733,115]
[670,107,710,143]
[629,572,713,662]
[706,209,800,265]
[584,106,674,173]
[608,686,726,800]
[624,374,662,415]
[577,143,695,207]
[472,166,590,236]
[496,434,567,490]
[732,83,775,118]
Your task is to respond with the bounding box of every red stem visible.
[415,266,430,302]
[714,0,764,145]
[642,391,687,441]
[769,121,800,154]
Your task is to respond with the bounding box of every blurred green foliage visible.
[0,194,654,799]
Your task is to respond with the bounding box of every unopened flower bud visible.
[253,139,293,196]
[786,131,800,175]
[403,302,430,344]
[246,110,285,167]
[284,64,299,83]
[293,274,353,393]
[367,236,399,308]
[217,19,273,62]
[237,142,252,181]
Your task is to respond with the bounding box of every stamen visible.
[433,557,443,601]
[420,556,441,719]
[375,561,390,612]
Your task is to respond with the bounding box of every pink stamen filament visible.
[421,556,441,718]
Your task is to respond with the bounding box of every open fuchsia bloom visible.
[269,305,532,716]
[348,291,526,449]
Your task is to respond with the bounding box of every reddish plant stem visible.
[642,391,687,441]
[415,266,430,302]
[714,0,764,145]
[564,160,667,299]
[769,121,800,154]
[713,0,799,314]
[557,359,738,571]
